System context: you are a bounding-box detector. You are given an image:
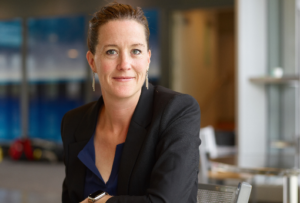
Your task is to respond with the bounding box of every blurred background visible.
[0,0,299,202]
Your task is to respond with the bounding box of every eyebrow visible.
[103,44,118,48]
[103,43,145,48]
[132,43,145,47]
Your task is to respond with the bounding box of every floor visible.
[0,158,65,203]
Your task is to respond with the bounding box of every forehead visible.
[97,20,147,47]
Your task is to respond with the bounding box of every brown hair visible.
[87,2,150,54]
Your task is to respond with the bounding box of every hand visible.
[80,198,88,203]
[80,195,112,203]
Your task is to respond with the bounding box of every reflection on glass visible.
[144,9,160,85]
[267,0,298,168]
[0,19,22,141]
[27,16,86,142]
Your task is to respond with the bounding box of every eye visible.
[132,49,141,55]
[106,50,117,55]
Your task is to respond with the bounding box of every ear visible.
[147,49,151,66]
[86,51,97,73]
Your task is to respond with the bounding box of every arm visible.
[80,195,112,203]
[107,94,201,203]
[61,114,72,203]
[62,176,71,203]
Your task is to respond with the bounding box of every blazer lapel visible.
[68,97,104,200]
[117,84,154,195]
[74,97,103,142]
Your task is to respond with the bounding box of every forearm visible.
[80,195,113,203]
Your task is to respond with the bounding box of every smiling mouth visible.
[113,77,135,82]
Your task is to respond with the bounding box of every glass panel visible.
[145,9,160,85]
[27,16,86,142]
[282,0,296,75]
[0,19,22,142]
[267,0,298,168]
[267,0,296,76]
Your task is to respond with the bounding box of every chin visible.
[110,86,141,99]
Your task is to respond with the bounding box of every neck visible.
[97,90,141,141]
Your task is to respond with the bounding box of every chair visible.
[197,182,252,203]
[200,126,236,159]
[198,126,251,184]
[198,127,256,202]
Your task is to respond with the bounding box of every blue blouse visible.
[78,134,124,198]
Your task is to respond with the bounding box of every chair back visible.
[200,126,218,158]
[197,182,252,203]
[199,126,216,183]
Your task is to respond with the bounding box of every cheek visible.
[135,60,148,75]
[97,61,115,75]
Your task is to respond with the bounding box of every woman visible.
[61,3,201,203]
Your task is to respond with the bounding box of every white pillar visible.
[236,0,268,167]
[283,175,298,203]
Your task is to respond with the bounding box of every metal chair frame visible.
[197,182,252,203]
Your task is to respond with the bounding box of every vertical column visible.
[295,0,300,169]
[283,175,298,203]
[160,9,172,88]
[236,0,268,167]
[84,15,92,104]
[21,18,28,138]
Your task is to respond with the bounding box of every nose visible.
[118,52,131,71]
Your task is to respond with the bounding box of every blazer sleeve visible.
[107,94,201,203]
[61,114,72,203]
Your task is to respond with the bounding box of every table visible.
[210,155,300,203]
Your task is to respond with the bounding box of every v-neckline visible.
[78,134,125,185]
[94,142,125,185]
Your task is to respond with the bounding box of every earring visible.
[92,72,95,92]
[146,69,149,90]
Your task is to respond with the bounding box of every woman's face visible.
[87,20,151,100]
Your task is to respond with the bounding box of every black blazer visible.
[61,84,201,203]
